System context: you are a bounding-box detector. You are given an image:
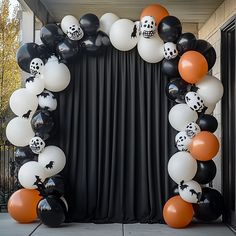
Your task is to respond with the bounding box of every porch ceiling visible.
[39,0,224,23]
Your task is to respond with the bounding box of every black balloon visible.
[37,195,65,227]
[37,44,52,61]
[158,16,182,42]
[31,109,54,140]
[195,39,216,70]
[196,114,218,133]
[166,78,189,103]
[162,56,180,78]
[15,146,37,166]
[79,13,100,35]
[177,32,197,55]
[40,24,65,51]
[193,160,217,184]
[57,38,79,61]
[44,175,65,197]
[193,187,224,221]
[80,31,110,55]
[16,43,40,72]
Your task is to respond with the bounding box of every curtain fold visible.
[56,47,176,223]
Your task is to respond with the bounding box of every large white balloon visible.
[110,19,139,51]
[168,104,198,131]
[18,161,46,189]
[61,15,79,34]
[100,13,120,36]
[205,103,215,114]
[38,146,66,177]
[137,34,164,63]
[168,151,197,184]
[178,180,202,203]
[9,88,38,118]
[6,117,35,147]
[42,56,71,92]
[196,75,224,105]
[25,76,45,95]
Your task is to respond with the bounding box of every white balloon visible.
[61,15,79,34]
[137,34,164,63]
[175,131,192,151]
[38,146,66,177]
[178,180,202,203]
[29,136,45,154]
[196,75,224,105]
[140,16,156,39]
[185,122,201,138]
[18,161,46,189]
[10,88,38,118]
[38,90,57,111]
[205,103,216,114]
[185,91,205,112]
[42,56,71,92]
[164,42,178,60]
[30,58,44,77]
[110,19,139,51]
[100,13,120,36]
[6,117,35,147]
[168,151,197,184]
[25,76,45,95]
[168,104,198,131]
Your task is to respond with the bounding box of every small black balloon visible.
[31,109,54,140]
[57,38,79,61]
[193,187,224,221]
[162,56,180,78]
[40,24,65,52]
[193,160,217,184]
[195,39,216,70]
[44,175,65,197]
[37,195,65,227]
[196,114,218,133]
[16,43,40,72]
[158,16,182,42]
[79,13,100,35]
[177,32,197,55]
[166,78,189,103]
[15,146,37,166]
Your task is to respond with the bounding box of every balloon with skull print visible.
[178,180,202,203]
[163,42,178,60]
[38,90,57,111]
[185,122,201,138]
[30,58,44,77]
[175,131,192,151]
[140,16,156,38]
[29,136,45,154]
[185,91,205,113]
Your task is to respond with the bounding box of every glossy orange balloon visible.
[163,196,194,228]
[189,131,219,161]
[140,4,169,26]
[178,51,208,84]
[8,189,42,223]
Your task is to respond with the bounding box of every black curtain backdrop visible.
[55,46,176,223]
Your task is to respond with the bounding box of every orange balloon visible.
[8,189,42,223]
[140,4,169,26]
[189,131,219,161]
[163,196,194,228]
[178,51,208,84]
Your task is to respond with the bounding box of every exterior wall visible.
[198,0,236,192]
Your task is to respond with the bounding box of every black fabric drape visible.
[55,47,176,223]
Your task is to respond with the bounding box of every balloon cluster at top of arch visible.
[6,3,224,228]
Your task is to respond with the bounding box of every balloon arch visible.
[6,3,224,228]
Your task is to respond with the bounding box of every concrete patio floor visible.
[0,213,235,236]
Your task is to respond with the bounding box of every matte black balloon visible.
[177,32,197,55]
[162,56,180,78]
[37,195,65,227]
[195,39,216,70]
[16,43,40,72]
[80,31,110,55]
[31,109,54,140]
[79,13,100,35]
[193,187,224,221]
[196,114,218,133]
[57,38,79,61]
[166,78,189,103]
[15,146,37,166]
[193,160,217,184]
[40,24,65,51]
[158,16,182,42]
[44,175,65,197]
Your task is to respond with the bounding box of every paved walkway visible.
[0,213,235,236]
